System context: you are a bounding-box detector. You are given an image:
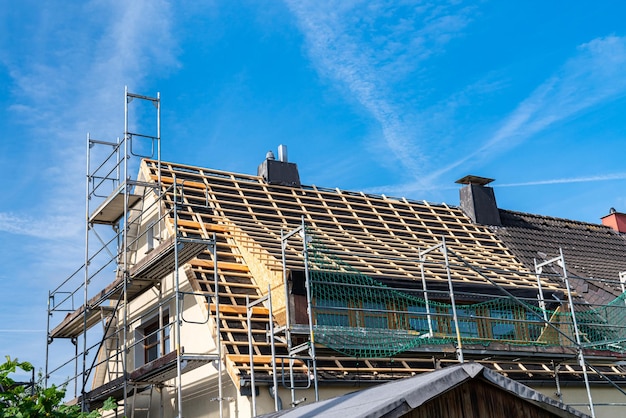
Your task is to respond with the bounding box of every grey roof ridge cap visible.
[480,365,591,418]
[499,208,609,229]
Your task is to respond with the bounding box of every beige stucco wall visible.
[533,385,625,418]
[110,375,364,418]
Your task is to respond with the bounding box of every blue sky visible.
[1,1,626,378]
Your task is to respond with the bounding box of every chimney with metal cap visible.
[257,145,301,187]
[601,208,626,233]
[456,175,501,226]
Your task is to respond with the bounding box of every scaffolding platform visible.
[80,375,127,410]
[50,305,115,339]
[130,235,209,281]
[89,188,142,225]
[130,351,218,384]
[79,350,217,409]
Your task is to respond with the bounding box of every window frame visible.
[139,310,170,365]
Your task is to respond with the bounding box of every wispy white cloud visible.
[496,172,626,188]
[0,212,81,239]
[0,0,180,367]
[2,0,178,236]
[286,3,626,201]
[363,171,626,198]
[0,329,44,333]
[364,35,626,197]
[285,0,474,180]
[427,35,626,182]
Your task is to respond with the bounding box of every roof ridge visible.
[499,208,611,229]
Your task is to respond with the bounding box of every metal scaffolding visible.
[45,89,222,417]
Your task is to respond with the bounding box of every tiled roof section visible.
[495,210,626,303]
[144,159,552,292]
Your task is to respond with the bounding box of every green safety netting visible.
[307,239,626,358]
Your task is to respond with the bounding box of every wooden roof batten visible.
[145,158,561,302]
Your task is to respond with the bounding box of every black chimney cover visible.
[258,158,301,187]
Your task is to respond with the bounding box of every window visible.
[524,311,544,341]
[141,313,170,364]
[450,307,479,338]
[145,222,155,253]
[362,301,388,328]
[315,299,350,327]
[408,305,437,334]
[490,309,516,340]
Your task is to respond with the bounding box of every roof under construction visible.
[136,157,626,387]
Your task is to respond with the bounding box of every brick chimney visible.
[456,175,501,226]
[601,208,626,233]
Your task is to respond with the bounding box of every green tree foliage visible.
[0,356,116,417]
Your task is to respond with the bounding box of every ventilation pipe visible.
[278,144,288,162]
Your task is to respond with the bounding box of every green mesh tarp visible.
[307,241,626,358]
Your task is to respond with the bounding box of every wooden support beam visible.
[190,259,250,272]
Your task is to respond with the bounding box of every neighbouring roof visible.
[495,210,626,304]
[257,363,590,418]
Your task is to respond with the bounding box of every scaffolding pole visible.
[534,258,549,322]
[122,87,130,416]
[535,249,596,417]
[280,220,320,406]
[267,285,280,413]
[246,294,262,416]
[301,218,319,401]
[418,238,464,363]
[173,174,183,418]
[213,232,224,418]
[281,229,296,406]
[418,251,434,337]
[559,248,596,418]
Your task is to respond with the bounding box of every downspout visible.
[268,386,283,411]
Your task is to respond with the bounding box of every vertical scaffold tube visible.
[281,229,296,406]
[246,295,257,416]
[268,284,279,412]
[560,248,595,418]
[301,217,319,401]
[122,88,130,416]
[441,237,463,363]
[214,233,223,418]
[534,258,548,323]
[45,291,51,389]
[173,175,184,418]
[81,133,92,411]
[418,251,434,337]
